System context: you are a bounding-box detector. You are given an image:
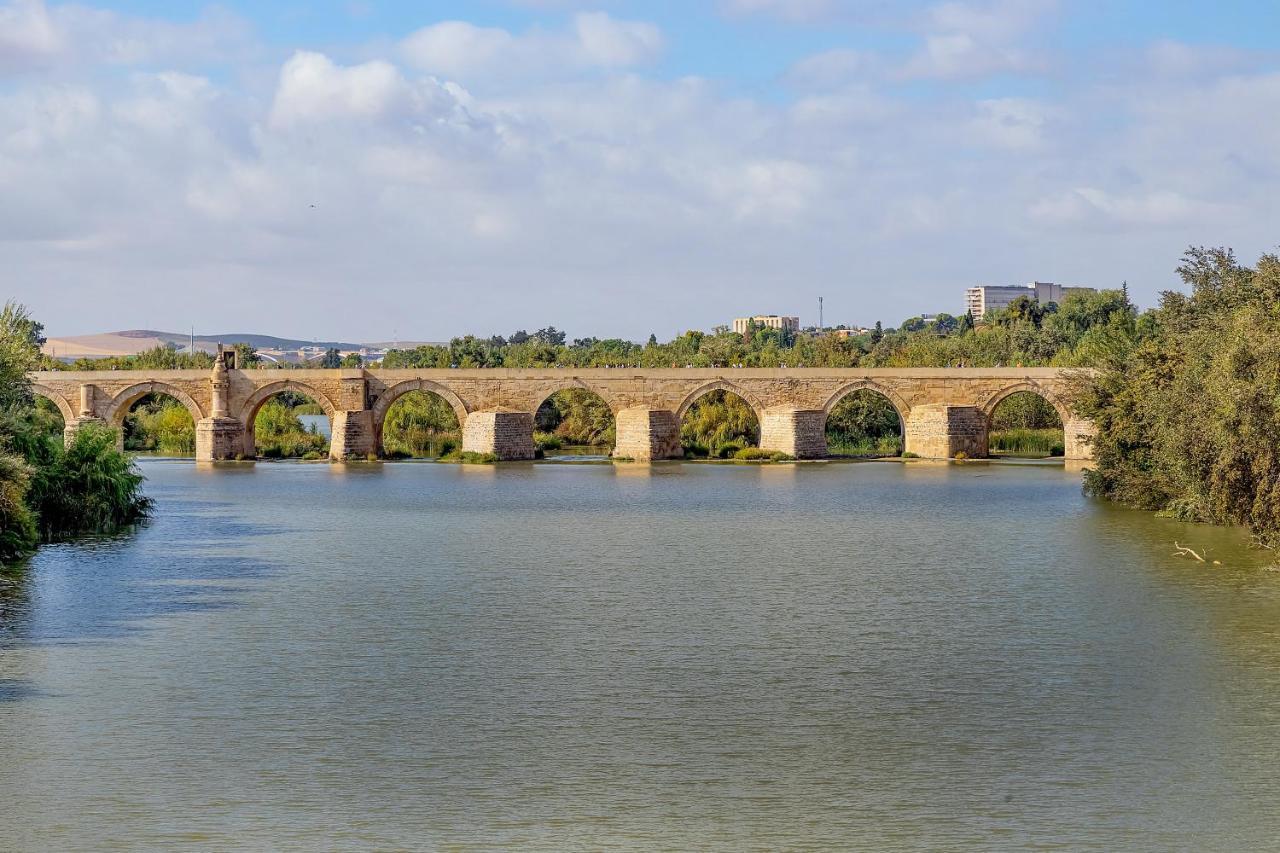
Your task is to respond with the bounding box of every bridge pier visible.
[331,410,376,460]
[759,408,827,459]
[196,418,245,461]
[904,404,988,459]
[613,408,681,461]
[1063,419,1095,461]
[462,411,535,460]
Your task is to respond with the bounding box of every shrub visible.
[953,451,968,461]
[0,451,36,562]
[901,451,920,459]
[29,424,151,540]
[301,451,325,461]
[534,431,562,451]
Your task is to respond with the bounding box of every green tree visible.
[1078,247,1280,549]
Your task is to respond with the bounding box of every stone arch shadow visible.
[979,382,1071,425]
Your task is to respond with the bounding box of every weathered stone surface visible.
[30,366,1096,462]
[760,408,827,459]
[614,408,680,461]
[904,404,988,459]
[196,417,245,462]
[462,411,535,460]
[331,410,376,460]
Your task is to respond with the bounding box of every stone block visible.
[614,408,680,461]
[462,411,535,460]
[759,408,827,458]
[196,417,246,462]
[904,404,988,459]
[331,410,375,460]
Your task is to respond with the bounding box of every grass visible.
[826,434,903,458]
[989,428,1064,457]
[440,450,499,464]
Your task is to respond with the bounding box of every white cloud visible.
[900,0,1054,79]
[0,0,61,72]
[400,12,662,79]
[4,2,1280,338]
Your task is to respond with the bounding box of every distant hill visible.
[118,329,368,350]
[43,329,384,361]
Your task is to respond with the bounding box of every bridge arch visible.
[105,382,205,428]
[371,379,468,427]
[821,380,911,421]
[675,380,766,423]
[980,382,1071,424]
[238,380,337,426]
[529,379,625,415]
[31,384,75,424]
[371,380,469,457]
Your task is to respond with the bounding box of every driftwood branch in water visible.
[1173,542,1206,562]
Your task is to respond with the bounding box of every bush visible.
[902,451,920,459]
[301,451,325,461]
[534,431,562,451]
[0,451,36,562]
[29,424,151,540]
[953,451,968,460]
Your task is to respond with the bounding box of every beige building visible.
[732,315,800,335]
[965,282,1096,321]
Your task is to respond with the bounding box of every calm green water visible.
[1,460,1277,851]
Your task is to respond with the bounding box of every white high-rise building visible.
[965,282,1095,321]
[732,315,800,335]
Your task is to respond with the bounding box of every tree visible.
[1077,247,1280,550]
[509,330,530,344]
[933,313,959,335]
[320,347,342,368]
[959,311,975,333]
[341,352,363,368]
[233,342,261,368]
[870,321,883,344]
[534,327,566,346]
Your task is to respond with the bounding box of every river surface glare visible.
[1,459,1278,851]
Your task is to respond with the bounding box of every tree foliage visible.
[1077,248,1280,549]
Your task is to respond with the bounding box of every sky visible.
[2,0,1279,342]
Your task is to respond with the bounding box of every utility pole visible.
[818,296,824,331]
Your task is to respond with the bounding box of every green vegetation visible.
[1077,247,1280,551]
[440,450,498,464]
[0,303,151,563]
[381,390,460,458]
[825,390,903,457]
[123,394,196,455]
[733,447,793,462]
[680,390,759,458]
[254,397,328,459]
[989,391,1064,457]
[535,389,614,449]
[989,428,1064,457]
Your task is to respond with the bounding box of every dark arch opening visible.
[252,389,330,460]
[534,389,616,458]
[381,390,462,459]
[679,389,760,459]
[122,392,196,457]
[825,389,903,458]
[988,391,1064,458]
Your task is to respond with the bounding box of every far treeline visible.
[17,245,1280,557]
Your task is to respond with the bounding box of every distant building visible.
[965,282,1096,321]
[732,315,800,335]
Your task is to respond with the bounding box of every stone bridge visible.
[31,355,1094,462]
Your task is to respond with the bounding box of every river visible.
[1,459,1277,850]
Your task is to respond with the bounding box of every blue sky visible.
[2,0,1278,340]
